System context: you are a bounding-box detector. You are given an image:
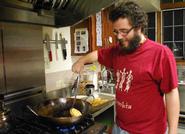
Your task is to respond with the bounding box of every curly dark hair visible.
[109,1,148,33]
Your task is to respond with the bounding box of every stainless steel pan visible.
[27,98,91,125]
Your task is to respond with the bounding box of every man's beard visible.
[117,34,141,54]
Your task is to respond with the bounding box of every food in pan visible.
[70,108,82,117]
[88,98,108,107]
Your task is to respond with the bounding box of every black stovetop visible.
[0,114,107,134]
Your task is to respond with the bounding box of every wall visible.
[43,26,100,92]
[43,26,73,72]
[43,26,78,92]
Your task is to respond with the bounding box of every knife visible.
[55,32,58,61]
[60,33,67,60]
[45,33,52,62]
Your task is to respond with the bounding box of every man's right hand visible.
[71,50,98,73]
[72,60,85,73]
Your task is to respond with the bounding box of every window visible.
[162,8,185,59]
[146,12,156,41]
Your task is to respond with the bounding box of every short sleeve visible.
[154,47,178,93]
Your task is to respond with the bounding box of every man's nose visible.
[116,34,123,40]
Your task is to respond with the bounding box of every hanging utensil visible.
[60,33,67,60]
[55,32,59,61]
[45,33,52,62]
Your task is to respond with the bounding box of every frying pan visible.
[27,98,91,125]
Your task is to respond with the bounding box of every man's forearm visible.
[78,50,98,64]
[72,50,98,73]
[165,88,180,134]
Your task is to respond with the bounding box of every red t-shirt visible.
[98,39,178,134]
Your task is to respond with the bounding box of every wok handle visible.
[26,105,38,116]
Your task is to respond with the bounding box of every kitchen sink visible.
[71,92,115,102]
[72,92,115,117]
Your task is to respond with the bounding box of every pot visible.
[27,98,91,125]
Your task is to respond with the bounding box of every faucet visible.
[99,67,115,93]
[101,67,114,83]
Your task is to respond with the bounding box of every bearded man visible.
[72,2,180,134]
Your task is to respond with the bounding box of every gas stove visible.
[0,114,107,134]
[0,88,107,134]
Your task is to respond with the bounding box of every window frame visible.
[162,8,185,59]
[146,12,157,41]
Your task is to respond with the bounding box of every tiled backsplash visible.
[45,70,74,92]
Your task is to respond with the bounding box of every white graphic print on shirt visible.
[115,68,133,93]
[116,100,132,110]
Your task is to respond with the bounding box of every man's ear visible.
[134,26,142,33]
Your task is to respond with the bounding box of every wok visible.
[27,98,91,125]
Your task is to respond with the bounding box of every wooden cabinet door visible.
[89,6,116,51]
[101,7,116,47]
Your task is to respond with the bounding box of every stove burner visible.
[5,117,51,134]
[54,117,94,134]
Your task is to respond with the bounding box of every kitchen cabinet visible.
[161,1,185,9]
[101,7,116,47]
[89,6,116,50]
